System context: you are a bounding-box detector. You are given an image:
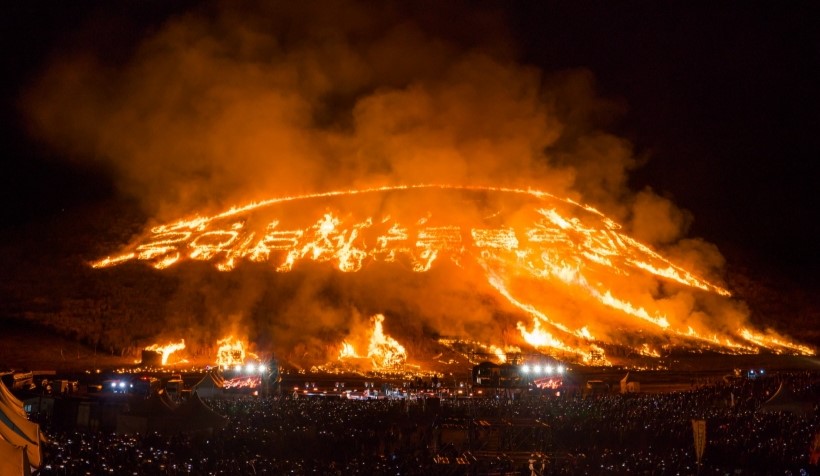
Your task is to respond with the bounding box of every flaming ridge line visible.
[151,184,575,233]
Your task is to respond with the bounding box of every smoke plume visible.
[24,1,637,220]
[23,0,802,364]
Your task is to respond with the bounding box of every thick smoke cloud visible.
[24,1,636,220]
[22,0,771,364]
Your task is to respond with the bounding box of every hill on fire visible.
[0,187,816,370]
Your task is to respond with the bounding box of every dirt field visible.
[0,319,132,371]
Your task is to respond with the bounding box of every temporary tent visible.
[117,389,228,435]
[0,397,43,446]
[192,372,224,399]
[0,412,40,468]
[0,437,31,476]
[1,380,27,419]
[157,389,178,410]
[116,391,177,434]
[175,392,228,433]
[2,379,45,437]
[0,380,45,469]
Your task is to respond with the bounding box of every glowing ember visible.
[145,340,186,365]
[93,185,814,359]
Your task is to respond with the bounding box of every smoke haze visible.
[22,0,802,364]
[25,1,642,223]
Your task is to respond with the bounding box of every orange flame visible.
[216,336,249,368]
[338,314,407,369]
[739,328,815,356]
[367,314,407,369]
[639,343,661,358]
[91,185,813,360]
[338,341,360,359]
[488,344,520,363]
[144,339,185,365]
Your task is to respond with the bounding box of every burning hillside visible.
[93,185,813,365]
[14,2,814,370]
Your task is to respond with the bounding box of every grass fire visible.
[92,185,813,371]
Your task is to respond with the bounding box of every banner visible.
[692,419,706,464]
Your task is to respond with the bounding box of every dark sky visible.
[511,3,820,286]
[2,1,819,287]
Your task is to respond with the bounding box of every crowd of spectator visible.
[33,371,820,475]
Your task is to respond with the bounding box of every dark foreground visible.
[30,371,820,475]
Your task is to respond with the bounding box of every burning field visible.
[91,185,813,370]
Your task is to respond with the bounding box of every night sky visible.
[2,1,818,290]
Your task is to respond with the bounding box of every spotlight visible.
[246,363,256,373]
[521,365,531,374]
[557,365,565,374]
[534,365,542,374]
[545,365,553,374]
